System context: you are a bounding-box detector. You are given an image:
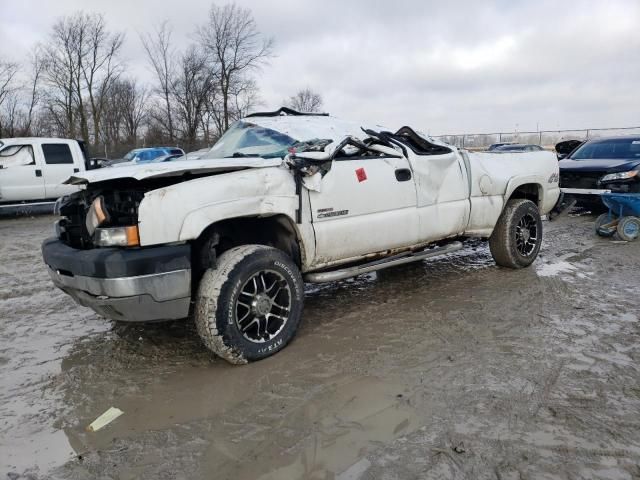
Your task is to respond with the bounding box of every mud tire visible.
[195,245,304,364]
[489,199,543,269]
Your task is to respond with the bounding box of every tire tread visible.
[489,199,541,269]
[195,245,268,364]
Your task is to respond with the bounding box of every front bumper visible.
[42,238,192,322]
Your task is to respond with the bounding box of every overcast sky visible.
[2,0,639,134]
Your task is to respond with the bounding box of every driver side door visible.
[308,152,419,266]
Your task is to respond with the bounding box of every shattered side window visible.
[0,145,35,168]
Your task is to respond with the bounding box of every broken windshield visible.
[206,121,298,159]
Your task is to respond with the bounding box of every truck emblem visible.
[317,208,349,218]
[355,167,367,182]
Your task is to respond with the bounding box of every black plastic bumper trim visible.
[42,237,191,278]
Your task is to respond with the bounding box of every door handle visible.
[35,169,42,177]
[73,168,79,173]
[395,168,412,182]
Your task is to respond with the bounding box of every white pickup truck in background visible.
[0,137,88,212]
[42,108,561,364]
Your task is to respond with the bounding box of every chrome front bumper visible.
[42,237,193,322]
[48,267,191,322]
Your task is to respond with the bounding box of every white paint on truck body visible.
[137,166,299,243]
[64,113,560,273]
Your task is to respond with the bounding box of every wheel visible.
[489,199,543,269]
[616,216,640,241]
[195,245,304,364]
[594,213,616,237]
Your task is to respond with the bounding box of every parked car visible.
[0,137,90,207]
[487,142,514,151]
[559,136,640,210]
[493,144,544,152]
[104,147,186,167]
[42,108,560,364]
[124,147,185,163]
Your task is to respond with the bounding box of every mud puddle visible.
[2,214,640,479]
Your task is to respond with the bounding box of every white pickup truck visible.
[42,108,560,364]
[0,137,89,211]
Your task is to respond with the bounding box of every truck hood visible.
[558,158,640,173]
[65,157,283,185]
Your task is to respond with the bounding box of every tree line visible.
[0,3,323,158]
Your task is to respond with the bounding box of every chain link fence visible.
[434,126,640,151]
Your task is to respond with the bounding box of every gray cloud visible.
[2,0,639,134]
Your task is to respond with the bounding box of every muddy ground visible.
[1,214,640,480]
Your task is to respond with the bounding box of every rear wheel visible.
[616,216,640,242]
[195,245,304,364]
[489,199,543,269]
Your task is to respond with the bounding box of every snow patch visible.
[536,260,577,277]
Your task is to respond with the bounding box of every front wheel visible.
[489,199,543,269]
[195,245,304,364]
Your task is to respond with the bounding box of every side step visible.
[304,241,463,283]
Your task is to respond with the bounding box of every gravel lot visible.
[1,213,640,480]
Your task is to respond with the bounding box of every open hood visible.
[555,139,584,158]
[65,157,283,185]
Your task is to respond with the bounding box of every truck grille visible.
[559,172,603,190]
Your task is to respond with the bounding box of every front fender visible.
[179,196,298,241]
[137,167,297,246]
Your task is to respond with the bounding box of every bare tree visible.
[0,60,19,135]
[81,14,125,146]
[172,46,215,149]
[119,79,149,144]
[199,3,272,132]
[286,88,323,113]
[23,49,45,135]
[100,78,149,154]
[141,22,176,141]
[42,18,79,138]
[43,12,123,143]
[205,75,259,138]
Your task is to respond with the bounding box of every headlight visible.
[600,170,638,183]
[94,226,140,247]
[85,196,109,235]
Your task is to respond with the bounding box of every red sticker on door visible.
[355,167,367,182]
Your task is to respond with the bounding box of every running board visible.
[0,201,55,216]
[304,241,463,283]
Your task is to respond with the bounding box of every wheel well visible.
[193,215,302,275]
[509,183,542,207]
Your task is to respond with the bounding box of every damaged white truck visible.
[42,108,560,364]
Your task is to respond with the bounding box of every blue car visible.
[123,147,185,163]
